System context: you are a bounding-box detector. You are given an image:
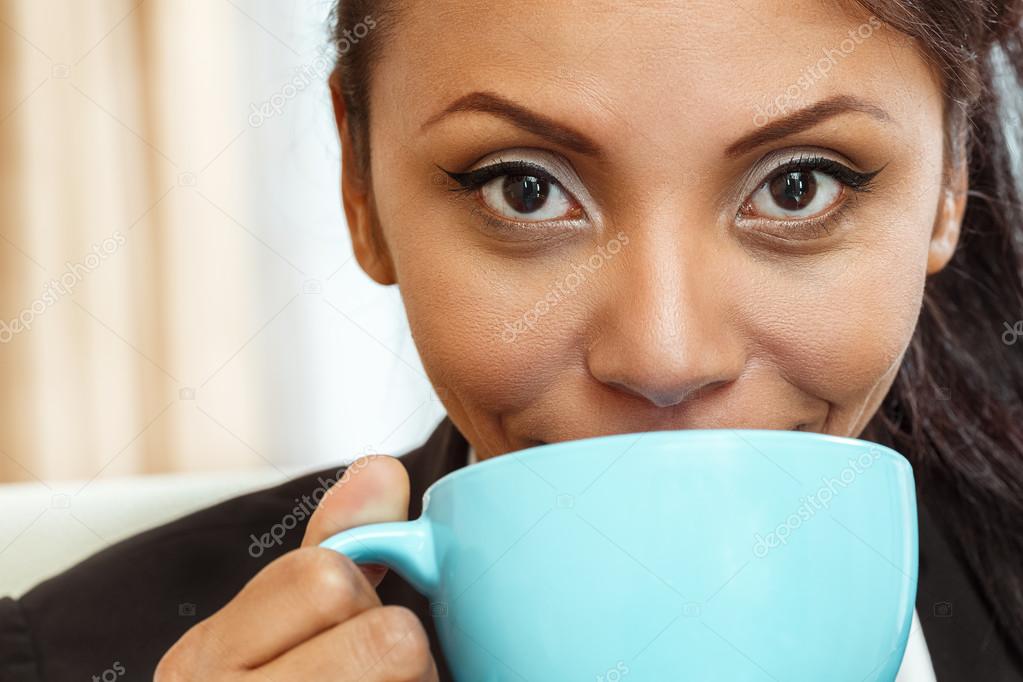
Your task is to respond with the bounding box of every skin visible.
[345,0,966,458]
[158,1,967,678]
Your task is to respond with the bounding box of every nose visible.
[586,234,745,409]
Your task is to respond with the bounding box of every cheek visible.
[743,225,931,406]
[375,165,582,419]
[396,243,574,414]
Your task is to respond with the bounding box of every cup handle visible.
[319,517,439,597]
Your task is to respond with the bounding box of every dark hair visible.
[852,0,1023,661]
[330,0,1023,659]
[328,0,400,180]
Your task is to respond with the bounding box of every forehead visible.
[371,0,941,158]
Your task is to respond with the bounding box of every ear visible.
[927,143,968,275]
[330,71,396,285]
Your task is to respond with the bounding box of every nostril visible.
[605,378,730,409]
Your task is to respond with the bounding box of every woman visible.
[2,0,1022,680]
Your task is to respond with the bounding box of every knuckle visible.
[153,652,185,682]
[288,547,368,615]
[154,626,203,681]
[365,606,433,677]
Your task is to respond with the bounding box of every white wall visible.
[236,0,447,473]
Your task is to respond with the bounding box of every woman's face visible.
[341,0,964,459]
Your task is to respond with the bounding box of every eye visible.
[481,173,577,221]
[739,154,883,224]
[746,169,843,220]
[439,160,584,224]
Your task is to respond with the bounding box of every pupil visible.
[503,175,548,214]
[769,171,816,211]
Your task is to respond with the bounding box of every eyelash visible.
[437,154,885,240]
[441,160,559,193]
[765,153,882,193]
[437,160,582,236]
[738,153,885,240]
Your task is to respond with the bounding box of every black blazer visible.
[1,417,1020,681]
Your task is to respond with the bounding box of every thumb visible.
[301,454,411,588]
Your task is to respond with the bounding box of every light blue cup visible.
[321,429,918,681]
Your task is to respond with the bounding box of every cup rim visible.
[422,427,907,501]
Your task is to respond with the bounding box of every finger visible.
[195,546,382,669]
[256,605,439,682]
[301,454,412,587]
[301,454,411,546]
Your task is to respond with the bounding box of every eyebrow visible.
[421,91,891,161]
[421,90,602,157]
[725,95,892,158]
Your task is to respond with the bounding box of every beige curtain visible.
[0,0,265,483]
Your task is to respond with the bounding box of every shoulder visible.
[0,463,351,682]
[0,417,462,682]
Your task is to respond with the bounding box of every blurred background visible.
[0,2,443,491]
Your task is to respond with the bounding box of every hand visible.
[155,455,439,681]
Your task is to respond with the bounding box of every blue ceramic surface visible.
[321,429,918,681]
